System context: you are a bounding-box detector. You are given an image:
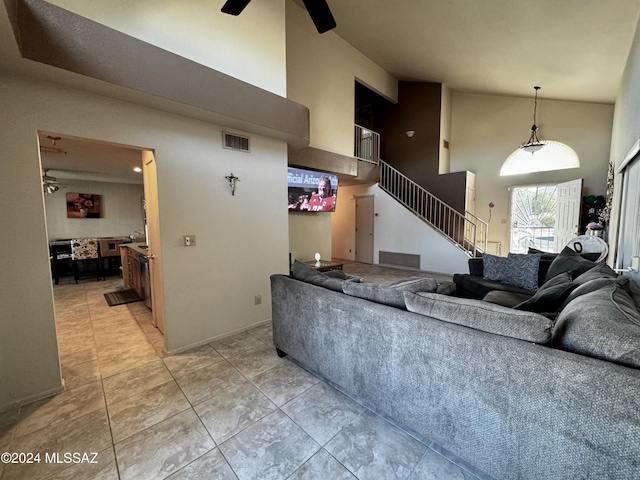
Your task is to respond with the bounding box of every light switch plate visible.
[184,235,196,246]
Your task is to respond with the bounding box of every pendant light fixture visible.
[500,86,580,176]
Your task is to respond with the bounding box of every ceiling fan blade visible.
[221,0,252,16]
[301,0,336,34]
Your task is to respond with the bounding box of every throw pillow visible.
[291,261,349,292]
[572,264,618,284]
[514,272,575,314]
[553,284,640,369]
[545,246,598,282]
[483,253,540,291]
[342,276,438,309]
[404,291,553,344]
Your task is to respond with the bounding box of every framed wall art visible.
[66,193,101,218]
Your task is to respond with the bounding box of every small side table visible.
[304,260,344,272]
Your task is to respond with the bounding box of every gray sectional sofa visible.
[271,259,640,480]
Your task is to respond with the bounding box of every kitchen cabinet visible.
[120,244,145,298]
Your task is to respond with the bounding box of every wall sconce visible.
[406,130,415,138]
[225,173,239,196]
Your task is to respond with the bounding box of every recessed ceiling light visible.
[133,167,142,173]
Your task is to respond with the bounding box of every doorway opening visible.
[38,132,166,351]
[509,184,558,254]
[509,179,583,254]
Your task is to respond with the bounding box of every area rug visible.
[104,289,141,307]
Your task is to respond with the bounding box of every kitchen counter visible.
[123,242,149,256]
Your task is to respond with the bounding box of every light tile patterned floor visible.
[0,266,482,479]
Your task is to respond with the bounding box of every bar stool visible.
[71,238,101,283]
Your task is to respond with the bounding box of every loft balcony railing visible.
[354,124,380,164]
[379,160,489,257]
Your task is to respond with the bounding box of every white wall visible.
[450,93,613,254]
[608,16,640,283]
[49,0,287,96]
[333,184,470,274]
[44,180,145,240]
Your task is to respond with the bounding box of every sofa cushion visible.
[436,281,457,296]
[482,290,533,308]
[291,261,350,292]
[342,276,438,309]
[483,253,540,291]
[453,273,536,299]
[545,247,598,282]
[404,291,553,344]
[552,284,640,369]
[514,273,575,314]
[572,263,618,284]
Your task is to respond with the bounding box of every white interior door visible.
[555,178,583,251]
[142,150,166,335]
[355,195,374,263]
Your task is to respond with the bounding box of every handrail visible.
[354,124,380,164]
[378,160,488,257]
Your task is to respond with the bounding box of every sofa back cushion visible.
[342,277,438,309]
[552,284,640,369]
[291,261,354,292]
[404,292,553,344]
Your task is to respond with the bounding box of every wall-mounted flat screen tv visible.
[287,167,338,212]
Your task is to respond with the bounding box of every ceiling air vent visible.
[223,132,250,152]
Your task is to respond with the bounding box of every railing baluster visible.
[375,160,487,257]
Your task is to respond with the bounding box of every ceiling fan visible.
[221,0,336,34]
[42,169,61,194]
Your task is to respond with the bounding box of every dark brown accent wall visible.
[7,0,309,148]
[380,81,466,213]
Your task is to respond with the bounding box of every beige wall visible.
[44,180,145,240]
[286,1,397,157]
[286,0,398,261]
[1,0,290,410]
[607,17,640,280]
[0,70,290,409]
[49,0,287,96]
[450,93,614,254]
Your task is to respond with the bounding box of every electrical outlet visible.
[184,235,196,246]
[255,295,262,305]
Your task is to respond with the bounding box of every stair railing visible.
[354,124,380,164]
[378,160,488,257]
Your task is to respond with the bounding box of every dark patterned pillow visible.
[482,253,541,291]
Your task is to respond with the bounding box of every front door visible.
[142,150,166,334]
[554,178,583,251]
[355,195,374,263]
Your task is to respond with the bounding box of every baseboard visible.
[166,318,272,356]
[0,385,65,414]
[379,251,421,270]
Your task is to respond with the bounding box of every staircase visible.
[354,125,488,257]
[378,160,488,257]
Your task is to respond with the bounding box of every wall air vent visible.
[223,132,250,152]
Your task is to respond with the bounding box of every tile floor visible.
[1,266,481,480]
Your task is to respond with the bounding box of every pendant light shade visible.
[500,86,580,176]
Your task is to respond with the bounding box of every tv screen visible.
[287,167,338,212]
